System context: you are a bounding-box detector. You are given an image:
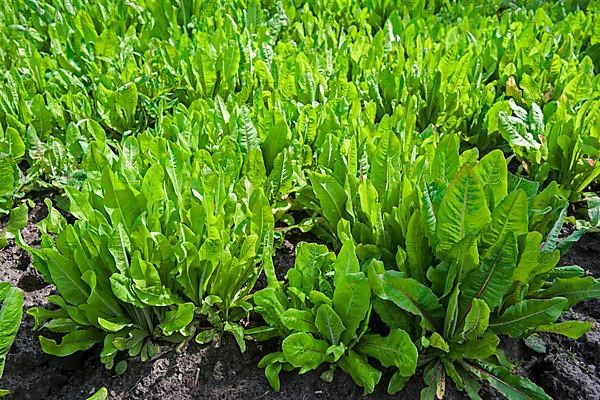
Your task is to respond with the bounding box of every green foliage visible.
[306,138,599,399]
[0,0,599,397]
[0,283,23,397]
[252,241,417,395]
[20,135,273,370]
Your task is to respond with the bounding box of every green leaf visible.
[464,361,551,400]
[459,233,517,315]
[490,298,568,338]
[449,333,499,360]
[289,242,333,296]
[481,190,528,247]
[267,148,293,199]
[405,209,431,282]
[534,277,600,307]
[195,329,217,345]
[333,272,371,343]
[254,287,288,332]
[115,82,138,123]
[310,172,348,230]
[388,371,410,395]
[159,303,195,336]
[333,235,360,287]
[315,304,345,345]
[476,150,508,208]
[282,332,330,372]
[437,165,491,252]
[374,271,444,332]
[370,119,395,198]
[460,299,490,341]
[513,232,547,284]
[281,309,317,334]
[224,322,246,352]
[265,362,282,392]
[0,284,23,377]
[236,106,259,157]
[4,204,28,238]
[338,350,382,395]
[86,387,108,400]
[355,329,418,377]
[40,248,90,305]
[40,329,105,357]
[499,104,541,150]
[427,332,449,352]
[536,321,593,339]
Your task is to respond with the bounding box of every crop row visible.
[0,1,599,399]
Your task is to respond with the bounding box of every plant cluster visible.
[0,0,599,399]
[0,283,23,397]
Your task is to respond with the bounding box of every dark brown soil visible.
[1,201,598,400]
[529,233,600,400]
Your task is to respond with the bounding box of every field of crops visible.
[1,0,599,399]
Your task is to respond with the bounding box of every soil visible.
[1,201,599,400]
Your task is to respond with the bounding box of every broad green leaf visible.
[437,165,490,252]
[0,284,23,377]
[281,309,316,333]
[338,350,382,395]
[476,150,508,208]
[224,322,246,352]
[460,299,490,341]
[4,204,28,238]
[499,109,541,150]
[236,106,259,157]
[267,148,293,198]
[265,362,282,392]
[459,233,517,315]
[405,209,431,282]
[315,304,345,345]
[425,332,449,352]
[86,387,108,400]
[388,371,410,395]
[372,298,413,333]
[536,321,593,339]
[464,361,551,400]
[449,333,499,360]
[489,298,568,338]
[373,271,444,331]
[333,236,360,287]
[282,332,330,372]
[159,303,195,336]
[481,190,528,246]
[534,277,600,306]
[370,119,394,198]
[254,287,288,332]
[115,82,138,123]
[431,134,460,186]
[355,329,418,377]
[40,248,90,305]
[333,272,370,343]
[289,242,333,295]
[310,172,348,229]
[40,329,105,357]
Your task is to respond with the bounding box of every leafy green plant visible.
[498,97,599,200]
[17,136,273,371]
[0,203,28,249]
[0,0,599,396]
[252,237,417,395]
[305,135,600,398]
[0,127,25,218]
[0,282,24,397]
[86,387,108,400]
